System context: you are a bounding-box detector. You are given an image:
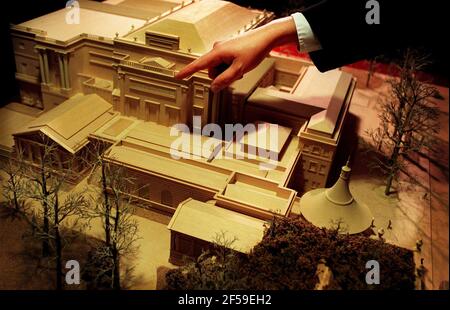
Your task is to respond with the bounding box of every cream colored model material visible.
[126,0,261,53]
[19,6,146,41]
[0,105,37,156]
[14,94,115,154]
[167,198,267,265]
[237,121,292,157]
[3,0,360,263]
[299,161,373,234]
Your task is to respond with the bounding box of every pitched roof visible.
[14,94,115,153]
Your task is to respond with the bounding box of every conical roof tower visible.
[299,160,373,234]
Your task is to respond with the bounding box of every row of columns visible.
[36,47,70,89]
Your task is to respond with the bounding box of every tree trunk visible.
[43,206,50,256]
[112,245,120,290]
[112,199,121,290]
[12,185,19,211]
[385,144,401,195]
[41,164,50,257]
[54,193,63,290]
[8,172,20,212]
[101,162,111,247]
[385,173,394,196]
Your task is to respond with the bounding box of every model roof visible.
[106,142,230,191]
[103,0,181,15]
[18,1,147,41]
[126,0,260,53]
[230,58,275,96]
[248,67,353,136]
[167,198,267,253]
[293,67,353,135]
[0,105,37,154]
[14,94,115,153]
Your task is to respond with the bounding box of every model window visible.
[194,86,204,98]
[312,145,321,155]
[318,164,327,175]
[308,161,318,173]
[161,190,173,207]
[21,62,28,73]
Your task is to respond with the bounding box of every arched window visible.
[161,190,173,207]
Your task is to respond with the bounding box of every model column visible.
[36,47,49,85]
[57,52,71,89]
[117,71,126,114]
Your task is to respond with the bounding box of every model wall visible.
[115,166,218,214]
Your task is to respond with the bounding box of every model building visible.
[6,1,353,231]
[0,0,447,291]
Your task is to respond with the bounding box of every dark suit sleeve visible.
[300,0,440,71]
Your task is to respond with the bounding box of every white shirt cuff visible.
[291,12,322,53]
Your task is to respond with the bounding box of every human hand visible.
[175,16,299,92]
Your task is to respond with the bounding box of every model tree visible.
[2,134,88,289]
[22,136,58,257]
[45,176,89,290]
[83,141,139,290]
[368,49,440,195]
[27,135,88,289]
[1,149,27,215]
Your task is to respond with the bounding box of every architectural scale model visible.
[1,0,360,264]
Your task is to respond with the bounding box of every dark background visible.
[0,0,447,107]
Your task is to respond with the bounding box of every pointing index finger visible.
[175,50,220,80]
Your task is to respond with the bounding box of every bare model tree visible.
[24,135,59,257]
[8,134,89,289]
[1,149,27,215]
[83,141,139,290]
[47,176,89,290]
[368,49,440,195]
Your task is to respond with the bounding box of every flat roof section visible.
[292,67,353,135]
[19,7,146,41]
[215,172,296,220]
[0,105,37,154]
[237,121,292,158]
[123,122,224,161]
[106,144,230,192]
[231,58,275,96]
[167,198,267,253]
[247,87,324,119]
